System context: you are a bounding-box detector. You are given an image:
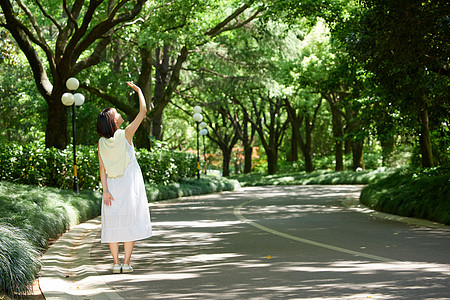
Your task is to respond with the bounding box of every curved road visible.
[42,185,450,299]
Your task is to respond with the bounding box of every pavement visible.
[39,185,450,299]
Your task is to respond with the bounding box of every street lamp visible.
[192,106,203,179]
[199,122,208,175]
[62,77,85,193]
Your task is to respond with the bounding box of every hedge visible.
[0,140,197,190]
[360,168,450,225]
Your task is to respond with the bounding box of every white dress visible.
[101,140,152,243]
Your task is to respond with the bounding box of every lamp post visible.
[199,122,208,175]
[62,77,85,193]
[192,106,203,180]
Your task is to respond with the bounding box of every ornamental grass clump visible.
[0,224,41,297]
[360,168,450,225]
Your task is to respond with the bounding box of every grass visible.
[0,182,102,297]
[360,169,450,225]
[0,176,239,297]
[231,168,398,186]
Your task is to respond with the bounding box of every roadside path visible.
[40,185,450,299]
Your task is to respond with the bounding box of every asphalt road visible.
[90,185,450,299]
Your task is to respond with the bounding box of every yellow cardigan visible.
[99,129,130,178]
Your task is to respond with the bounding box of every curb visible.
[39,217,124,300]
[341,197,450,230]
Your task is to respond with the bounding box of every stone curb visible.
[39,217,124,300]
[341,197,450,230]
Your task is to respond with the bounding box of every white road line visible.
[234,199,396,263]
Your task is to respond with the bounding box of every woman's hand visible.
[103,191,114,206]
[126,81,142,93]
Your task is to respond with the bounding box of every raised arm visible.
[125,82,149,145]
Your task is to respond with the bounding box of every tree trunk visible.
[381,135,395,167]
[419,108,434,167]
[289,128,299,162]
[267,148,278,175]
[303,115,314,173]
[351,140,365,170]
[330,105,344,171]
[134,47,153,149]
[45,92,69,149]
[244,145,252,173]
[222,151,231,177]
[152,45,169,140]
[152,112,163,141]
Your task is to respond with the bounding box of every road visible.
[89,185,450,299]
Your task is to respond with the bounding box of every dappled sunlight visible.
[155,220,241,228]
[277,260,450,275]
[40,185,449,299]
[87,186,449,299]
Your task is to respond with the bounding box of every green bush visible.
[145,176,240,201]
[0,141,196,190]
[231,168,397,187]
[360,168,450,225]
[0,224,41,296]
[0,181,102,297]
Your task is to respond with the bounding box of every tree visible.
[345,0,450,167]
[285,93,323,172]
[0,0,146,149]
[79,0,264,149]
[238,94,289,175]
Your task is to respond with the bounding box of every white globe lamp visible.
[193,105,202,114]
[193,112,203,122]
[61,92,74,106]
[73,93,85,106]
[66,77,79,91]
[200,128,208,136]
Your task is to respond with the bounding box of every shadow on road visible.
[90,186,450,299]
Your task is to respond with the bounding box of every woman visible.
[97,82,152,274]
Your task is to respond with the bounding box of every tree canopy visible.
[1,0,448,175]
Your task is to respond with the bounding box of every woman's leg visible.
[109,242,120,264]
[123,241,135,265]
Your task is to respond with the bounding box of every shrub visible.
[0,141,196,190]
[231,168,397,187]
[360,167,450,225]
[0,224,41,297]
[0,181,102,297]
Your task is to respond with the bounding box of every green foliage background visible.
[0,140,197,190]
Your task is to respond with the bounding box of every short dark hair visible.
[97,108,118,138]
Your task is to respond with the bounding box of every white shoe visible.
[122,264,133,273]
[112,264,122,274]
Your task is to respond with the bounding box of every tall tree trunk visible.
[303,115,314,172]
[330,104,344,171]
[134,47,153,149]
[381,135,395,167]
[267,148,278,175]
[152,45,169,140]
[419,108,434,167]
[285,99,300,162]
[289,126,299,162]
[244,145,252,173]
[351,141,365,170]
[45,96,69,149]
[151,113,163,142]
[222,150,231,177]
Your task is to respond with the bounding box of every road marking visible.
[234,199,396,263]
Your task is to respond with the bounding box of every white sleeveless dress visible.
[101,140,152,243]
